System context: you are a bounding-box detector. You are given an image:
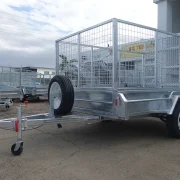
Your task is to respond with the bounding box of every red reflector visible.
[24,100,28,105]
[115,98,118,106]
[15,120,19,132]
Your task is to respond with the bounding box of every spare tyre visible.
[48,75,74,116]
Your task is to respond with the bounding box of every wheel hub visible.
[50,82,62,109]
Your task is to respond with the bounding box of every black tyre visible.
[166,103,180,138]
[11,144,23,156]
[48,75,74,116]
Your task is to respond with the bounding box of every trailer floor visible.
[0,100,180,180]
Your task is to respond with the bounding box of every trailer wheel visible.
[48,75,74,116]
[11,144,23,156]
[166,103,180,138]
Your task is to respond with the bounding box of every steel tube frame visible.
[112,18,118,89]
[56,42,59,75]
[78,34,81,87]
[91,47,93,87]
[56,19,113,42]
[142,54,145,88]
[56,18,180,43]
[155,31,158,88]
[17,106,22,141]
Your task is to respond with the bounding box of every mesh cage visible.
[58,21,113,88]
[0,67,52,88]
[56,18,180,89]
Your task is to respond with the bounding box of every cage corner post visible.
[112,18,119,116]
[56,41,60,76]
[112,18,118,90]
[78,33,81,88]
[155,30,159,88]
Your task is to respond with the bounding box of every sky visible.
[0,0,157,68]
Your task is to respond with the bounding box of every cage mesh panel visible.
[57,20,180,89]
[59,35,79,87]
[0,67,51,88]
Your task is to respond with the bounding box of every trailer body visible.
[55,18,180,120]
[1,18,180,155]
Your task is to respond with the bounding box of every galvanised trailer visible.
[0,98,13,110]
[0,18,180,155]
[0,67,50,101]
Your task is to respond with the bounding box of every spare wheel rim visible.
[50,82,62,109]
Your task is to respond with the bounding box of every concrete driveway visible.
[0,101,180,180]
